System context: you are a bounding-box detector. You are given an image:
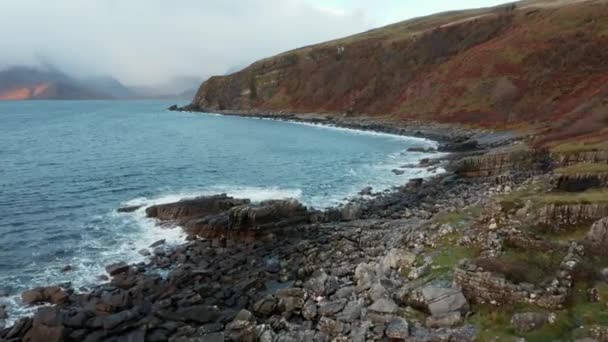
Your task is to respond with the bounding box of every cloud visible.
[0,0,372,85]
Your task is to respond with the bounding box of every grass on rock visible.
[555,163,608,175]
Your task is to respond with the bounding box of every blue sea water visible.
[0,100,440,320]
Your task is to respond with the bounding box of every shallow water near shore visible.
[0,100,440,321]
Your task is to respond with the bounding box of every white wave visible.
[124,186,302,208]
[196,112,439,147]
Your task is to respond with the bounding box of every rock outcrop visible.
[146,194,312,240]
[583,217,608,255]
[538,203,608,227]
[555,173,608,192]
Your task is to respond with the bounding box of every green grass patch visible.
[432,205,482,227]
[475,247,564,285]
[500,186,608,212]
[555,163,608,175]
[551,141,608,154]
[538,190,608,205]
[542,225,589,244]
[468,301,586,341]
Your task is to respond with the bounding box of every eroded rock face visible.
[146,195,311,240]
[538,203,608,227]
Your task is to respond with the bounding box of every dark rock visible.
[22,286,69,305]
[149,239,166,248]
[392,169,406,175]
[359,186,373,196]
[61,265,74,272]
[106,262,130,276]
[318,299,347,317]
[385,317,409,339]
[145,194,248,221]
[407,147,436,153]
[117,205,143,213]
[168,104,178,111]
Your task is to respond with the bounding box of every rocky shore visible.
[3,115,608,341]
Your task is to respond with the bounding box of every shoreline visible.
[1,108,529,341]
[170,105,520,151]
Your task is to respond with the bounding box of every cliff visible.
[189,0,608,144]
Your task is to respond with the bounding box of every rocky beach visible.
[4,112,608,341]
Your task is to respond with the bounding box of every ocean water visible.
[0,100,440,320]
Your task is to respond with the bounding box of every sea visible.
[0,100,442,321]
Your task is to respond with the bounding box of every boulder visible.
[22,286,69,305]
[369,298,398,314]
[23,307,65,342]
[106,262,130,276]
[385,317,409,339]
[511,312,549,333]
[381,249,416,273]
[420,287,469,317]
[354,262,377,292]
[584,217,608,254]
[318,299,347,317]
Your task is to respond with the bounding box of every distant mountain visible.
[129,76,205,100]
[0,66,114,100]
[81,76,139,99]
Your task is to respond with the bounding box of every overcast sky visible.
[0,0,511,87]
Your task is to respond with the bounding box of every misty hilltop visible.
[0,66,200,101]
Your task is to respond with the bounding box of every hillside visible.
[189,0,608,145]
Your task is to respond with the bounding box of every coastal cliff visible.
[188,0,608,144]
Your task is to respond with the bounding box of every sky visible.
[0,0,512,87]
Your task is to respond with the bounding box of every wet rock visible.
[138,249,151,257]
[61,265,73,273]
[511,312,549,333]
[385,317,409,339]
[150,239,166,248]
[359,187,373,196]
[408,147,437,153]
[117,205,143,213]
[22,286,69,305]
[146,194,248,220]
[392,169,406,175]
[106,261,130,276]
[168,104,178,111]
[0,306,6,320]
[23,307,65,342]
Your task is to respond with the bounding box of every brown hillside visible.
[191,0,608,144]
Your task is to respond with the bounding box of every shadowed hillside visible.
[190,0,608,145]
